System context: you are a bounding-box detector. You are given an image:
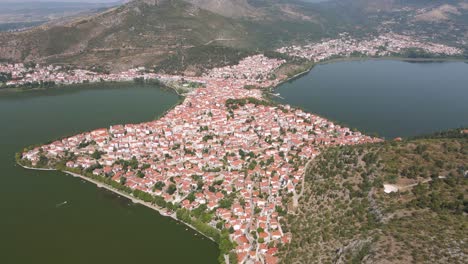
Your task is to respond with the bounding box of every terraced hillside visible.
[279,129,467,263]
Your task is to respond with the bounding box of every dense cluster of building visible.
[204,55,285,82]
[22,55,381,264]
[277,32,463,61]
[2,33,463,89]
[0,63,156,87]
[0,55,284,88]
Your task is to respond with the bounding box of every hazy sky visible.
[0,0,120,2]
[0,0,331,3]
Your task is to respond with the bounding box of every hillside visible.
[0,0,466,71]
[0,0,327,71]
[279,129,467,263]
[0,0,253,71]
[305,0,468,52]
[0,1,119,25]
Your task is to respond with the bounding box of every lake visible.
[275,60,468,138]
[0,85,219,264]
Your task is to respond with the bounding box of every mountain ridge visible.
[0,0,467,71]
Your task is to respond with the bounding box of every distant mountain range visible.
[0,1,122,24]
[0,0,466,71]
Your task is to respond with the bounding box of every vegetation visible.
[176,208,220,242]
[22,148,232,263]
[3,80,56,90]
[273,60,314,80]
[279,129,467,263]
[154,45,255,75]
[225,97,286,111]
[0,72,12,83]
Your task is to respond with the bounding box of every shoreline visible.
[284,56,467,81]
[0,79,183,97]
[267,55,468,138]
[268,55,468,94]
[17,162,217,243]
[3,55,466,95]
[316,55,468,66]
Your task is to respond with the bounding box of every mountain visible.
[313,0,468,48]
[0,1,120,25]
[0,0,329,71]
[0,0,466,71]
[278,128,467,263]
[184,0,260,18]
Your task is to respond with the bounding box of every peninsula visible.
[19,53,381,264]
[3,0,467,263]
[16,35,463,264]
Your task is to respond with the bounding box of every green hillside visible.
[279,128,467,263]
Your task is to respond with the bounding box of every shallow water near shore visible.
[0,85,219,264]
[274,60,468,138]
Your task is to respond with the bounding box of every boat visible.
[56,201,68,207]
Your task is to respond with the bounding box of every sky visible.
[0,0,331,3]
[0,0,120,2]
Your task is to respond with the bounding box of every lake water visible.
[275,60,468,138]
[0,85,219,264]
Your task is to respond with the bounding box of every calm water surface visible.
[0,85,219,264]
[275,60,468,138]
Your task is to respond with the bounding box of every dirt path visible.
[292,159,312,209]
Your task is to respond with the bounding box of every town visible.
[1,33,464,89]
[0,63,156,87]
[277,32,463,62]
[0,55,282,89]
[20,54,382,264]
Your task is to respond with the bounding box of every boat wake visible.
[56,201,68,208]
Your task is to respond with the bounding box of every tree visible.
[197,180,204,190]
[120,177,127,185]
[129,156,138,169]
[219,232,235,254]
[37,155,49,167]
[254,206,261,214]
[0,72,12,83]
[137,170,145,178]
[167,184,177,195]
[229,252,238,264]
[187,192,196,202]
[91,150,103,160]
[153,181,165,191]
[219,198,233,209]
